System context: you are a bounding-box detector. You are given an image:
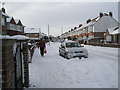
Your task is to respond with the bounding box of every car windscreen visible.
[66,42,81,48]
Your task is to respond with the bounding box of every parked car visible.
[59,40,88,59]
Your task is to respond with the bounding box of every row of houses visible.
[1,7,30,89]
[61,12,120,46]
[1,7,24,36]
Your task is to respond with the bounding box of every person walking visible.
[38,38,46,57]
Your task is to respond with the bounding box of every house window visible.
[2,16,5,26]
[88,26,93,33]
[88,35,94,39]
[10,24,16,30]
[17,25,24,32]
[113,35,116,42]
[106,35,111,42]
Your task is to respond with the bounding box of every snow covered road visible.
[29,42,118,88]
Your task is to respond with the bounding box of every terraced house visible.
[61,12,119,45]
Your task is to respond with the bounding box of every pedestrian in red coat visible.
[38,38,46,57]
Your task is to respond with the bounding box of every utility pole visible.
[39,28,41,40]
[61,26,63,39]
[48,25,50,45]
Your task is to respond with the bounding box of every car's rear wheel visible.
[59,50,62,56]
[79,57,82,59]
[84,56,88,58]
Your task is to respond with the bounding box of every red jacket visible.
[38,40,46,48]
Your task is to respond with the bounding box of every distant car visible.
[59,40,88,59]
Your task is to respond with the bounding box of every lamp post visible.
[39,28,41,40]
[48,25,50,45]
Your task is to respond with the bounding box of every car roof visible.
[64,40,76,43]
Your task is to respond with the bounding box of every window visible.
[2,16,5,26]
[66,42,81,48]
[106,35,111,41]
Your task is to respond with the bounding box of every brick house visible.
[1,7,30,89]
[1,7,25,36]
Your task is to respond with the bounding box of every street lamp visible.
[39,28,41,40]
[48,25,50,45]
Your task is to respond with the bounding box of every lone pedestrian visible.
[38,38,46,57]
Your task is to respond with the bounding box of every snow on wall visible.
[0,35,29,40]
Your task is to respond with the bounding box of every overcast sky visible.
[4,2,118,36]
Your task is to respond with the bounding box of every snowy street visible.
[29,42,118,88]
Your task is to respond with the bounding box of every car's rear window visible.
[66,42,81,48]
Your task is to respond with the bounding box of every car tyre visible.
[59,50,62,56]
[79,57,82,59]
[84,56,88,58]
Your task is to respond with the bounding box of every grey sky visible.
[5,2,118,36]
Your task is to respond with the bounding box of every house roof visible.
[2,12,9,17]
[1,8,23,26]
[107,27,115,34]
[111,27,120,35]
[107,26,120,35]
[0,35,29,40]
[7,16,16,24]
[7,16,13,22]
[24,27,47,36]
[78,16,100,29]
[24,27,40,34]
[14,19,23,26]
[15,19,20,24]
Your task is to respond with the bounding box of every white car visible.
[59,40,88,59]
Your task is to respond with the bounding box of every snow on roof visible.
[2,12,9,17]
[11,35,29,40]
[24,27,40,33]
[108,27,120,35]
[15,19,20,24]
[0,35,13,39]
[0,35,29,40]
[111,28,120,35]
[79,17,99,29]
[65,40,75,43]
[7,16,13,22]
[29,38,39,40]
[107,27,115,34]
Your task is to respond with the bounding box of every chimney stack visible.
[99,12,103,18]
[109,12,113,17]
[2,8,5,13]
[86,19,91,23]
[74,27,77,30]
[71,29,73,31]
[79,24,82,27]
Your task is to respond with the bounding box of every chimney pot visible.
[109,12,113,17]
[99,12,103,18]
[2,8,5,13]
